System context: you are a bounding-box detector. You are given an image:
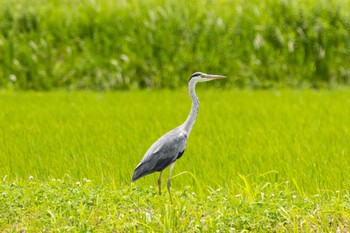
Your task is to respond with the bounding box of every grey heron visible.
[132,72,225,202]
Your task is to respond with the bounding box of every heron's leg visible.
[158,171,163,195]
[167,163,175,203]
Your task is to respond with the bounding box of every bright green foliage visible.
[1,90,349,190]
[1,177,349,232]
[0,90,350,231]
[0,0,350,90]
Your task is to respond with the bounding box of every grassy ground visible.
[0,89,350,231]
[1,178,349,232]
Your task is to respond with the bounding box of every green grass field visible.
[1,0,350,231]
[1,90,349,231]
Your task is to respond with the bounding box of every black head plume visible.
[189,72,203,81]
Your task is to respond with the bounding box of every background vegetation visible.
[0,0,350,90]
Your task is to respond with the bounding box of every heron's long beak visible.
[205,74,226,80]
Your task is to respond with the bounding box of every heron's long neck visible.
[182,80,199,135]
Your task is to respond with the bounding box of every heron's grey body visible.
[132,126,187,181]
[132,72,225,202]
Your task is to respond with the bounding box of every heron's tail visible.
[131,172,139,182]
[132,165,144,182]
[132,163,154,182]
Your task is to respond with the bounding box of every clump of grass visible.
[1,176,349,231]
[0,0,349,90]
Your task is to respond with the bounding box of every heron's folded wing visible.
[132,129,187,181]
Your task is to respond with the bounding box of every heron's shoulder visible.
[163,126,187,139]
[153,127,187,150]
[142,127,187,158]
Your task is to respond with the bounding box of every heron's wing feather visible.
[132,128,187,181]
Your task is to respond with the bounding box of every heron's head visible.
[189,72,226,82]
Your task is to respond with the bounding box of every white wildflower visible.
[9,74,17,82]
[82,178,91,183]
[253,34,264,50]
